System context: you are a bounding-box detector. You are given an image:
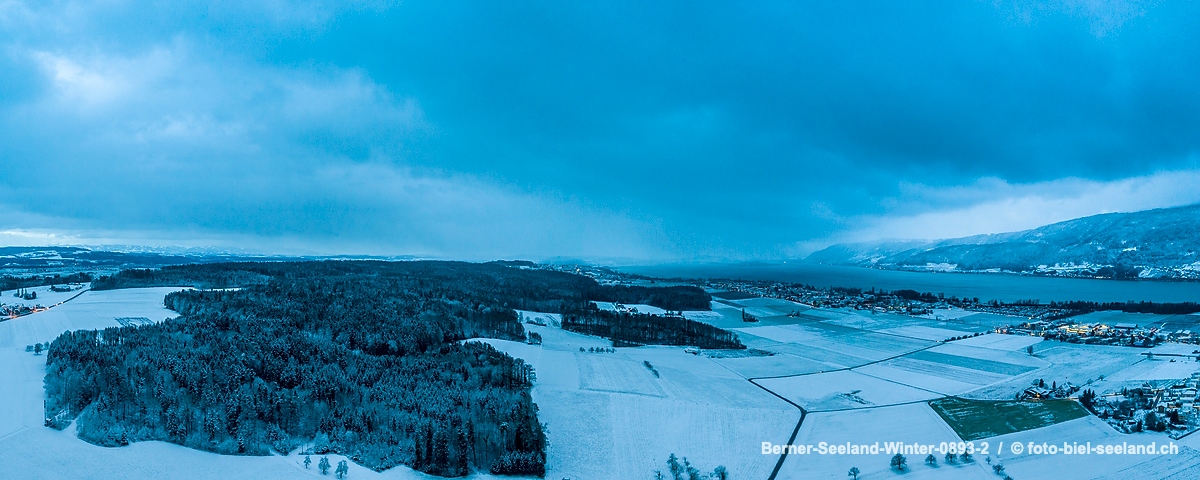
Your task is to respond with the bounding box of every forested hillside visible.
[45,261,727,477]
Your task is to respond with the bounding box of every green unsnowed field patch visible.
[929,397,1089,441]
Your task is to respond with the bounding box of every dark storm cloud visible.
[0,1,1197,260]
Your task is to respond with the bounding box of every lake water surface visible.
[620,263,1200,304]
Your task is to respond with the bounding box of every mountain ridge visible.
[806,203,1200,280]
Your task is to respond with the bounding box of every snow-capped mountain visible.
[806,204,1200,279]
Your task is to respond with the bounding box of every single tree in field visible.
[33,343,43,355]
[335,460,349,478]
[959,451,972,463]
[712,465,728,480]
[945,452,956,464]
[925,454,937,466]
[654,471,665,480]
[891,453,907,471]
[304,455,311,469]
[319,457,331,475]
[848,466,860,479]
[993,463,1005,475]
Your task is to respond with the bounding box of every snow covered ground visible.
[0,287,182,349]
[953,332,1046,351]
[757,370,943,411]
[0,284,89,311]
[589,301,666,315]
[514,309,561,327]
[774,403,993,479]
[989,416,1200,480]
[481,323,799,480]
[7,289,1200,479]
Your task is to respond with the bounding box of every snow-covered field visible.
[965,343,1144,400]
[953,332,1046,351]
[515,309,561,327]
[989,416,1200,480]
[0,287,182,348]
[757,370,942,411]
[589,301,667,315]
[774,403,993,479]
[7,289,1200,479]
[1103,357,1200,382]
[481,323,799,480]
[0,284,89,310]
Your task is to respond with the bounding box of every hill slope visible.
[807,204,1200,279]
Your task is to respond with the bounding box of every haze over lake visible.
[621,263,1200,304]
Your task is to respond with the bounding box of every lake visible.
[619,263,1200,304]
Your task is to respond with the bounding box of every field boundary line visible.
[747,376,807,480]
[749,343,941,381]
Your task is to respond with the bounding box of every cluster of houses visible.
[1000,319,1161,347]
[1091,373,1200,435]
[1,302,38,318]
[1020,380,1081,400]
[1158,374,1200,413]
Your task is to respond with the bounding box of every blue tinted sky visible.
[0,1,1197,261]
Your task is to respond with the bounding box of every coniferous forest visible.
[44,261,729,477]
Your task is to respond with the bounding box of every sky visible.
[0,0,1198,262]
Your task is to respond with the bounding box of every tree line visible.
[1,272,92,292]
[1047,300,1200,315]
[561,309,744,349]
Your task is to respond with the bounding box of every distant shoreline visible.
[618,263,1200,304]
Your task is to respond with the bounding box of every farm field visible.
[756,370,942,411]
[965,343,1144,400]
[0,287,182,349]
[856,359,1006,395]
[953,332,1046,351]
[987,416,1196,480]
[0,284,89,310]
[773,402,993,479]
[1102,356,1200,382]
[515,309,562,326]
[929,397,1090,441]
[483,323,798,480]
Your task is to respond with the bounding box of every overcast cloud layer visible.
[1,1,1197,261]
